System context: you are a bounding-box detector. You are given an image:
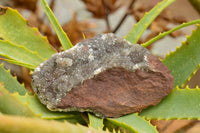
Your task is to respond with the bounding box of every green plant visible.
[0,0,200,132]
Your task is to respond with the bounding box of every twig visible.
[102,0,111,32]
[113,0,135,33]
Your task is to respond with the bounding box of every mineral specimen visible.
[32,33,174,118]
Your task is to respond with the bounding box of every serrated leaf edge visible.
[107,113,158,133]
[0,63,28,94]
[161,25,200,87]
[142,87,200,121]
[0,7,56,58]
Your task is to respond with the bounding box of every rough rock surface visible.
[32,33,174,118]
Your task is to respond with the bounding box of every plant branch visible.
[102,0,111,32]
[141,19,200,47]
[113,0,135,33]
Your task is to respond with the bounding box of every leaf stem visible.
[142,19,200,47]
[40,0,73,50]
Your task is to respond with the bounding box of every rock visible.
[32,33,174,118]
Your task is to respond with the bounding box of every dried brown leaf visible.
[81,0,120,18]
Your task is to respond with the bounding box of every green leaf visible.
[0,64,27,95]
[40,0,73,50]
[0,40,45,69]
[140,87,200,120]
[0,114,107,133]
[0,7,56,59]
[0,83,84,120]
[107,113,158,133]
[17,94,82,120]
[125,0,175,44]
[88,113,104,129]
[142,19,200,47]
[162,25,200,87]
[0,83,35,117]
[0,58,36,70]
